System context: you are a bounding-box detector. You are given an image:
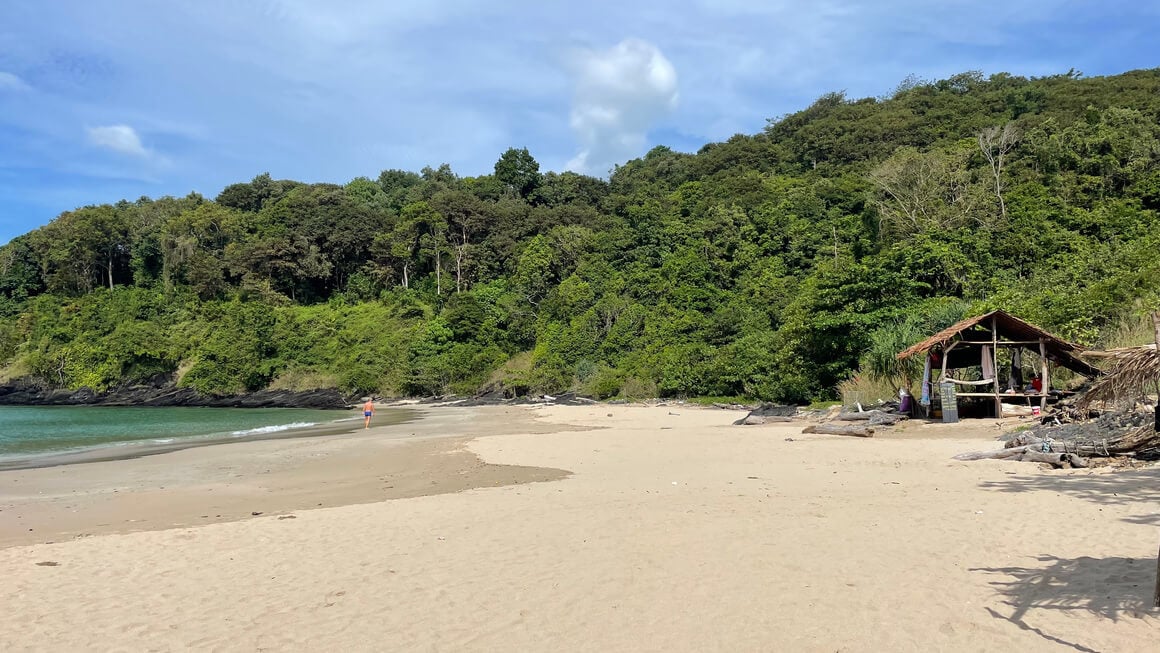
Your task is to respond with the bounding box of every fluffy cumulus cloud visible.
[566,39,678,175]
[86,125,148,157]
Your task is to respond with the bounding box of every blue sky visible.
[1,1,1157,243]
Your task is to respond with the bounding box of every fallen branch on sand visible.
[733,404,798,426]
[802,424,874,438]
[953,445,1087,468]
[1005,428,1159,458]
[835,410,906,426]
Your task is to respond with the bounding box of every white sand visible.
[1,404,1157,651]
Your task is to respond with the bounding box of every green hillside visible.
[2,68,1160,402]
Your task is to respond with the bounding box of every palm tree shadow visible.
[978,466,1160,525]
[973,555,1157,652]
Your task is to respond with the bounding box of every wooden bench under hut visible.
[896,310,1101,419]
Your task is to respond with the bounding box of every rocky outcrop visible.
[0,376,349,409]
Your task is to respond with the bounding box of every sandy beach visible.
[1,404,1157,651]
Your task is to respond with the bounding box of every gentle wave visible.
[230,422,317,437]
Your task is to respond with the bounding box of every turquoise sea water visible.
[0,406,360,462]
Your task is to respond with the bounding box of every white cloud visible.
[0,72,31,91]
[86,124,148,157]
[566,39,678,176]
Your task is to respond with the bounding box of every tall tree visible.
[494,147,542,199]
[977,123,1021,221]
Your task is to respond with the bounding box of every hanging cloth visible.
[981,345,995,381]
[1008,348,1023,391]
[920,355,932,406]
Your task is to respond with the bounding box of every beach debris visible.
[802,424,874,438]
[953,445,1088,468]
[835,409,906,427]
[278,515,297,520]
[713,402,755,410]
[251,511,263,516]
[956,408,1159,465]
[733,404,798,425]
[35,561,59,567]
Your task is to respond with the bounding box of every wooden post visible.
[936,343,953,420]
[1154,539,1160,608]
[1038,338,1049,412]
[1154,312,1160,441]
[992,317,1003,418]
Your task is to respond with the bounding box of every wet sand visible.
[0,405,571,547]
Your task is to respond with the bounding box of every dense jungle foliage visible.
[2,68,1160,402]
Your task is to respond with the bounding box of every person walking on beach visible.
[362,399,375,429]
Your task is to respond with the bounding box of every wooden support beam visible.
[956,392,1047,397]
[1039,337,1049,412]
[992,316,1003,418]
[1154,539,1160,608]
[960,340,1050,346]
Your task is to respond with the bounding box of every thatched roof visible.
[1081,344,1157,359]
[1079,345,1160,407]
[896,309,1100,377]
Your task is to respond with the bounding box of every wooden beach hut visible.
[897,309,1100,419]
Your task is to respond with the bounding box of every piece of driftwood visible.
[733,404,798,425]
[836,410,884,421]
[1003,428,1160,458]
[1015,451,1088,468]
[734,415,795,426]
[802,424,874,438]
[836,410,906,426]
[953,445,1087,468]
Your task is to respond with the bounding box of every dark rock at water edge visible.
[0,376,348,409]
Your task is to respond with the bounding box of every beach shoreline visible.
[0,410,381,472]
[0,404,574,547]
[1,404,1156,651]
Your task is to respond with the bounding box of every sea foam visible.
[230,422,316,437]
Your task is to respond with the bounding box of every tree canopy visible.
[3,67,1160,401]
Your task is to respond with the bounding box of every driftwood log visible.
[836,410,907,426]
[953,445,1087,468]
[802,424,874,438]
[836,410,878,421]
[1004,429,1160,457]
[734,415,795,426]
[733,404,798,426]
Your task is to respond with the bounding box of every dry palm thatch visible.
[1078,314,1160,409]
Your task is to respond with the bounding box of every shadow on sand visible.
[979,466,1160,525]
[976,466,1159,649]
[972,555,1157,652]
